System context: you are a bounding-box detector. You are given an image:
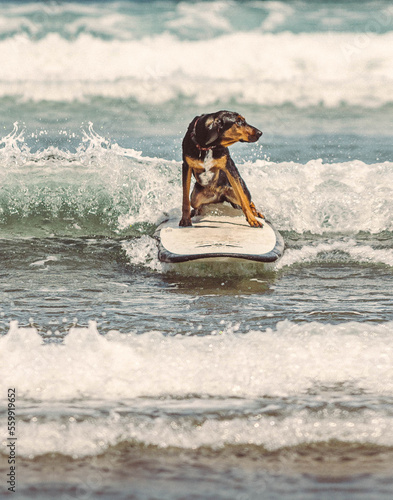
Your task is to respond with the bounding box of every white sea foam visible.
[112,155,393,241]
[12,410,393,458]
[276,239,393,269]
[121,156,393,257]
[1,320,393,457]
[1,31,392,105]
[1,125,393,239]
[1,123,393,245]
[122,235,163,272]
[241,159,393,235]
[0,124,181,228]
[0,320,392,403]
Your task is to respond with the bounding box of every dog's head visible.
[192,110,262,149]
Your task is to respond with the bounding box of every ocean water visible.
[0,1,393,499]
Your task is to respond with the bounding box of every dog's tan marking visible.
[223,170,262,227]
[180,163,193,224]
[185,155,227,172]
[220,123,257,147]
[220,125,243,147]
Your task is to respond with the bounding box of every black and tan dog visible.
[179,110,264,228]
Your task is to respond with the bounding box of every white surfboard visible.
[156,214,284,264]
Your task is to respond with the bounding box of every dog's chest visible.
[186,152,227,186]
[198,150,216,186]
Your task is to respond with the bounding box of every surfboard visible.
[156,214,284,264]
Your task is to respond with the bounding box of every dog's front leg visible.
[250,202,265,220]
[179,161,193,226]
[225,159,263,228]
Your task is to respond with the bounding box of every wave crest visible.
[0,123,181,236]
[1,32,393,106]
[0,125,393,239]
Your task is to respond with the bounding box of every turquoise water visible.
[0,1,393,499]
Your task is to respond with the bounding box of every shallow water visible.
[0,1,393,499]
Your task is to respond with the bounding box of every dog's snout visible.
[246,127,262,143]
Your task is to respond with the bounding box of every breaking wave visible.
[0,319,393,457]
[1,30,392,106]
[1,124,393,241]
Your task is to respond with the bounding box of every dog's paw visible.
[179,217,192,227]
[250,202,265,220]
[247,217,264,228]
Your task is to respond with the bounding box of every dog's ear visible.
[204,116,222,145]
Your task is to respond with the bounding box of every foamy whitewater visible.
[1,1,393,499]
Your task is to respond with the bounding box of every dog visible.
[179,110,264,228]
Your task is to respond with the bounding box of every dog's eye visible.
[236,117,244,125]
